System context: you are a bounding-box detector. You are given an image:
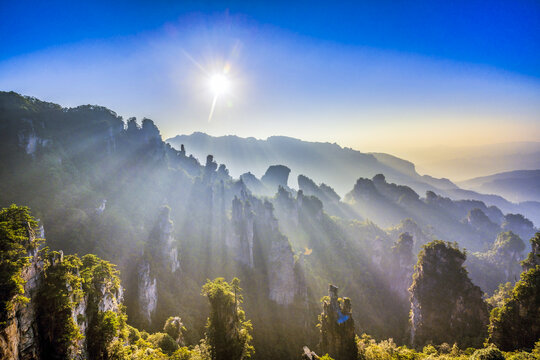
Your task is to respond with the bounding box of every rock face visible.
[135,205,179,324]
[0,248,43,360]
[319,285,357,360]
[267,225,296,305]
[153,206,180,273]
[409,241,489,348]
[137,261,157,324]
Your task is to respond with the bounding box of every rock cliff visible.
[0,214,125,360]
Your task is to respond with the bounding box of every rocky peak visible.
[141,118,161,144]
[319,284,357,360]
[239,172,266,195]
[502,214,536,247]
[350,177,379,201]
[409,241,489,348]
[261,165,291,190]
[489,231,525,282]
[298,175,340,205]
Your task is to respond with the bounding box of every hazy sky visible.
[1,0,539,156]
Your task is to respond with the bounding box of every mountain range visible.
[167,132,540,226]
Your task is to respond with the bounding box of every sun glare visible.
[209,73,230,96]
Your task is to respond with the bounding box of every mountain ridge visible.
[167,132,540,226]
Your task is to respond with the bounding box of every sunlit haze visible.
[1,1,539,177]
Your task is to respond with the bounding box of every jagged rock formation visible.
[268,231,297,305]
[229,192,299,305]
[150,206,180,273]
[319,285,357,360]
[134,206,180,325]
[137,261,157,324]
[409,241,489,348]
[202,278,254,360]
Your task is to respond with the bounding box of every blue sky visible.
[1,0,539,154]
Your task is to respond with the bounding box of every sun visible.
[209,73,231,96]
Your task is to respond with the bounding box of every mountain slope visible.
[459,170,540,203]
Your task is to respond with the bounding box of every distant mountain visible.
[459,170,540,203]
[167,132,457,197]
[167,132,540,226]
[399,142,540,181]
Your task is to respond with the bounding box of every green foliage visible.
[0,204,43,325]
[319,355,335,360]
[148,332,180,354]
[522,232,540,271]
[355,334,540,360]
[469,345,505,360]
[488,265,540,351]
[202,278,254,360]
[486,282,513,309]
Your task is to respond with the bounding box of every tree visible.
[488,265,540,350]
[201,278,254,360]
